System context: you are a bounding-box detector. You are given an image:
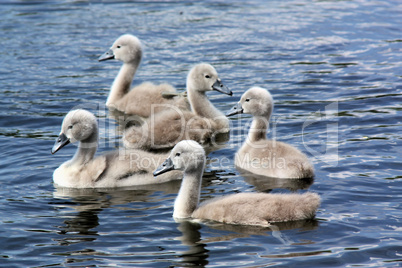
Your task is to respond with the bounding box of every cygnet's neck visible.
[173,168,203,219]
[247,116,269,142]
[187,89,228,129]
[70,130,98,166]
[106,61,139,106]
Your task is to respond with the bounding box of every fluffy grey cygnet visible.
[99,34,189,117]
[154,140,320,226]
[227,87,314,179]
[51,109,181,188]
[123,63,232,150]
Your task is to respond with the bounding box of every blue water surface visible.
[0,0,401,267]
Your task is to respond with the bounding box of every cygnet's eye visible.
[205,75,210,79]
[245,98,250,102]
[175,153,181,157]
[68,125,73,129]
[116,45,121,49]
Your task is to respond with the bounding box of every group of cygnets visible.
[51,34,320,226]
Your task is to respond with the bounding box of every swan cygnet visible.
[153,140,320,226]
[123,63,232,150]
[227,87,314,179]
[51,109,182,188]
[99,34,189,117]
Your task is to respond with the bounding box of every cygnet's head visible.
[153,140,206,176]
[186,63,232,95]
[51,109,98,154]
[226,87,274,118]
[99,34,142,64]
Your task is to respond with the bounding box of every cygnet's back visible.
[193,192,320,225]
[237,139,314,178]
[123,107,216,150]
[227,87,314,179]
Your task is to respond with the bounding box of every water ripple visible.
[1,0,401,267]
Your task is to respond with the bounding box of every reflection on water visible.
[176,221,209,267]
[53,179,183,210]
[1,0,401,267]
[49,183,184,265]
[56,209,99,246]
[174,217,319,266]
[201,219,318,243]
[237,167,315,192]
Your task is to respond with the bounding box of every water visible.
[1,0,401,267]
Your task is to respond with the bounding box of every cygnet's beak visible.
[226,102,243,117]
[153,158,175,177]
[51,133,70,154]
[212,80,232,96]
[98,48,115,62]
